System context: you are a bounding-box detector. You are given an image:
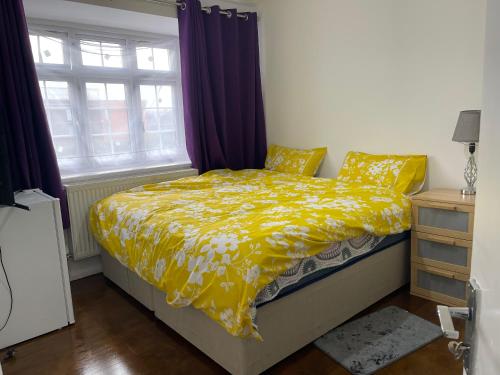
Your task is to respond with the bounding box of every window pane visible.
[81,40,102,67]
[102,43,123,68]
[52,137,78,158]
[91,133,131,156]
[109,109,129,132]
[160,133,175,149]
[39,80,78,159]
[136,47,154,70]
[112,134,130,154]
[86,82,106,102]
[86,82,130,156]
[145,132,161,150]
[48,109,73,136]
[107,83,126,101]
[157,86,173,108]
[143,109,159,131]
[46,81,69,101]
[30,35,40,63]
[140,85,157,107]
[158,109,174,130]
[91,135,112,155]
[39,36,64,64]
[153,48,171,70]
[88,109,108,134]
[140,84,177,153]
[81,40,123,68]
[137,47,172,71]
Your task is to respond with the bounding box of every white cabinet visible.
[0,190,74,349]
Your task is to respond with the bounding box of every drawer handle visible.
[426,202,459,211]
[422,234,457,246]
[429,268,456,279]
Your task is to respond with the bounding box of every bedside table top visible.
[411,188,475,206]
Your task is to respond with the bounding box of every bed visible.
[100,238,409,374]
[90,163,421,374]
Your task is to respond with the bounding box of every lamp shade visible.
[452,110,481,143]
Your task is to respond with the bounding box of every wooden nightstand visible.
[410,189,475,307]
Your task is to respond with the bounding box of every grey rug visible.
[314,306,442,374]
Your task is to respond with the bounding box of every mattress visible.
[255,231,410,307]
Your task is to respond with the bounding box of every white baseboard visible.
[68,255,102,281]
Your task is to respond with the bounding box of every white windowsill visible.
[62,162,196,185]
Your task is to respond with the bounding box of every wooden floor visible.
[1,274,464,375]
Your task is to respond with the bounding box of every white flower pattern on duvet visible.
[89,169,411,340]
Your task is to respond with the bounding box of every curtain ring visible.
[178,1,186,11]
[243,14,249,21]
[226,10,232,18]
[206,7,212,14]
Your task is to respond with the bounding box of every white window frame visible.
[28,19,188,181]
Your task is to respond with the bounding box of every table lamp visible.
[452,110,481,195]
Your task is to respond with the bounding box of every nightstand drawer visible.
[411,263,467,306]
[412,200,474,240]
[411,231,472,274]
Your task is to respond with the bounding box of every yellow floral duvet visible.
[90,169,412,339]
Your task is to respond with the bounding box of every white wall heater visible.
[65,168,198,260]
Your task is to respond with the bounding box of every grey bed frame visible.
[100,240,410,375]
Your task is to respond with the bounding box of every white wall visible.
[470,0,500,373]
[256,0,486,189]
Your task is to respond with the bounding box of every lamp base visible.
[461,147,478,196]
[460,187,476,195]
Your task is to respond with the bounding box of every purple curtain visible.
[0,0,69,227]
[178,0,267,173]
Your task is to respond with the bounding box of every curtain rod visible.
[144,0,250,20]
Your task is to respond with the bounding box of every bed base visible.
[100,240,410,375]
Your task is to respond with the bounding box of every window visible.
[29,23,188,178]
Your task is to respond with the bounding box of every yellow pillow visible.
[265,145,327,176]
[337,151,427,195]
